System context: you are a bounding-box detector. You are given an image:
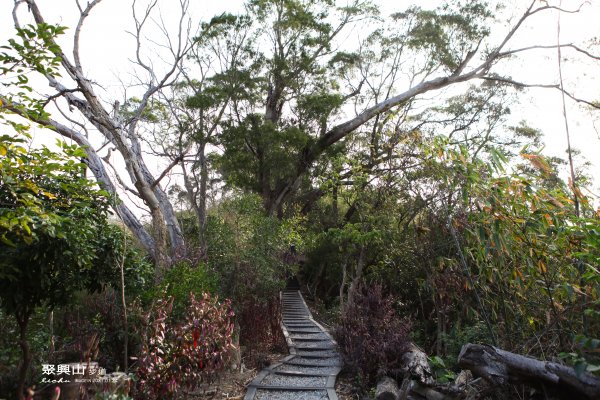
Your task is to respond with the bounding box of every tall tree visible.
[216,0,600,216]
[3,0,599,261]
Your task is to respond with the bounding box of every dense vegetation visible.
[1,0,599,399]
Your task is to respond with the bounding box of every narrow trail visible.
[243,290,341,400]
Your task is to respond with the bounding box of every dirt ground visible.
[184,367,257,399]
[187,348,288,399]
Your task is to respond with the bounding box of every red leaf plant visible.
[134,293,235,399]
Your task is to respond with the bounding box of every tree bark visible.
[339,256,348,314]
[346,245,365,308]
[402,343,434,385]
[458,343,600,399]
[16,312,31,400]
[181,142,208,249]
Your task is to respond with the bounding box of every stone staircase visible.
[244,290,341,400]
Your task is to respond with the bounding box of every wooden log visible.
[398,378,411,400]
[458,343,600,399]
[402,343,434,385]
[410,383,453,400]
[376,376,401,400]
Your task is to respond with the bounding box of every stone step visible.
[289,336,329,342]
[244,290,341,400]
[259,374,329,388]
[292,343,335,350]
[251,388,335,400]
[284,358,342,367]
[272,364,341,376]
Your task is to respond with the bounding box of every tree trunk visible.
[458,343,600,399]
[19,1,185,263]
[332,184,338,220]
[48,310,54,356]
[198,143,208,241]
[150,207,170,269]
[16,312,31,400]
[119,238,129,372]
[347,246,365,308]
[339,255,349,314]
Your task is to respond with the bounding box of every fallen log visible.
[376,376,401,400]
[402,343,434,385]
[458,343,600,399]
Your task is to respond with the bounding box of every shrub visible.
[143,261,217,318]
[204,194,294,355]
[0,137,142,399]
[236,296,285,365]
[205,194,290,303]
[334,284,412,387]
[134,292,235,399]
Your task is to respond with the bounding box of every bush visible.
[134,292,235,399]
[205,194,290,302]
[236,296,285,365]
[204,194,293,354]
[143,261,217,318]
[334,284,412,387]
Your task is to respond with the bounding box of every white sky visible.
[1,0,599,206]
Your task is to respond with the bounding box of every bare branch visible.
[53,99,89,138]
[42,88,81,108]
[21,0,79,80]
[73,0,103,73]
[529,2,589,16]
[152,154,185,189]
[103,154,143,198]
[499,43,600,60]
[482,76,600,109]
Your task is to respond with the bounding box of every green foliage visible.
[430,136,600,355]
[205,194,294,303]
[203,194,296,351]
[0,22,66,133]
[219,114,312,194]
[144,261,217,317]
[206,0,379,210]
[91,224,155,298]
[394,1,491,70]
[118,97,168,124]
[0,136,118,316]
[0,308,51,395]
[0,23,65,77]
[560,334,600,377]
[428,355,456,383]
[0,134,155,397]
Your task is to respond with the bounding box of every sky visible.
[1,0,599,209]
